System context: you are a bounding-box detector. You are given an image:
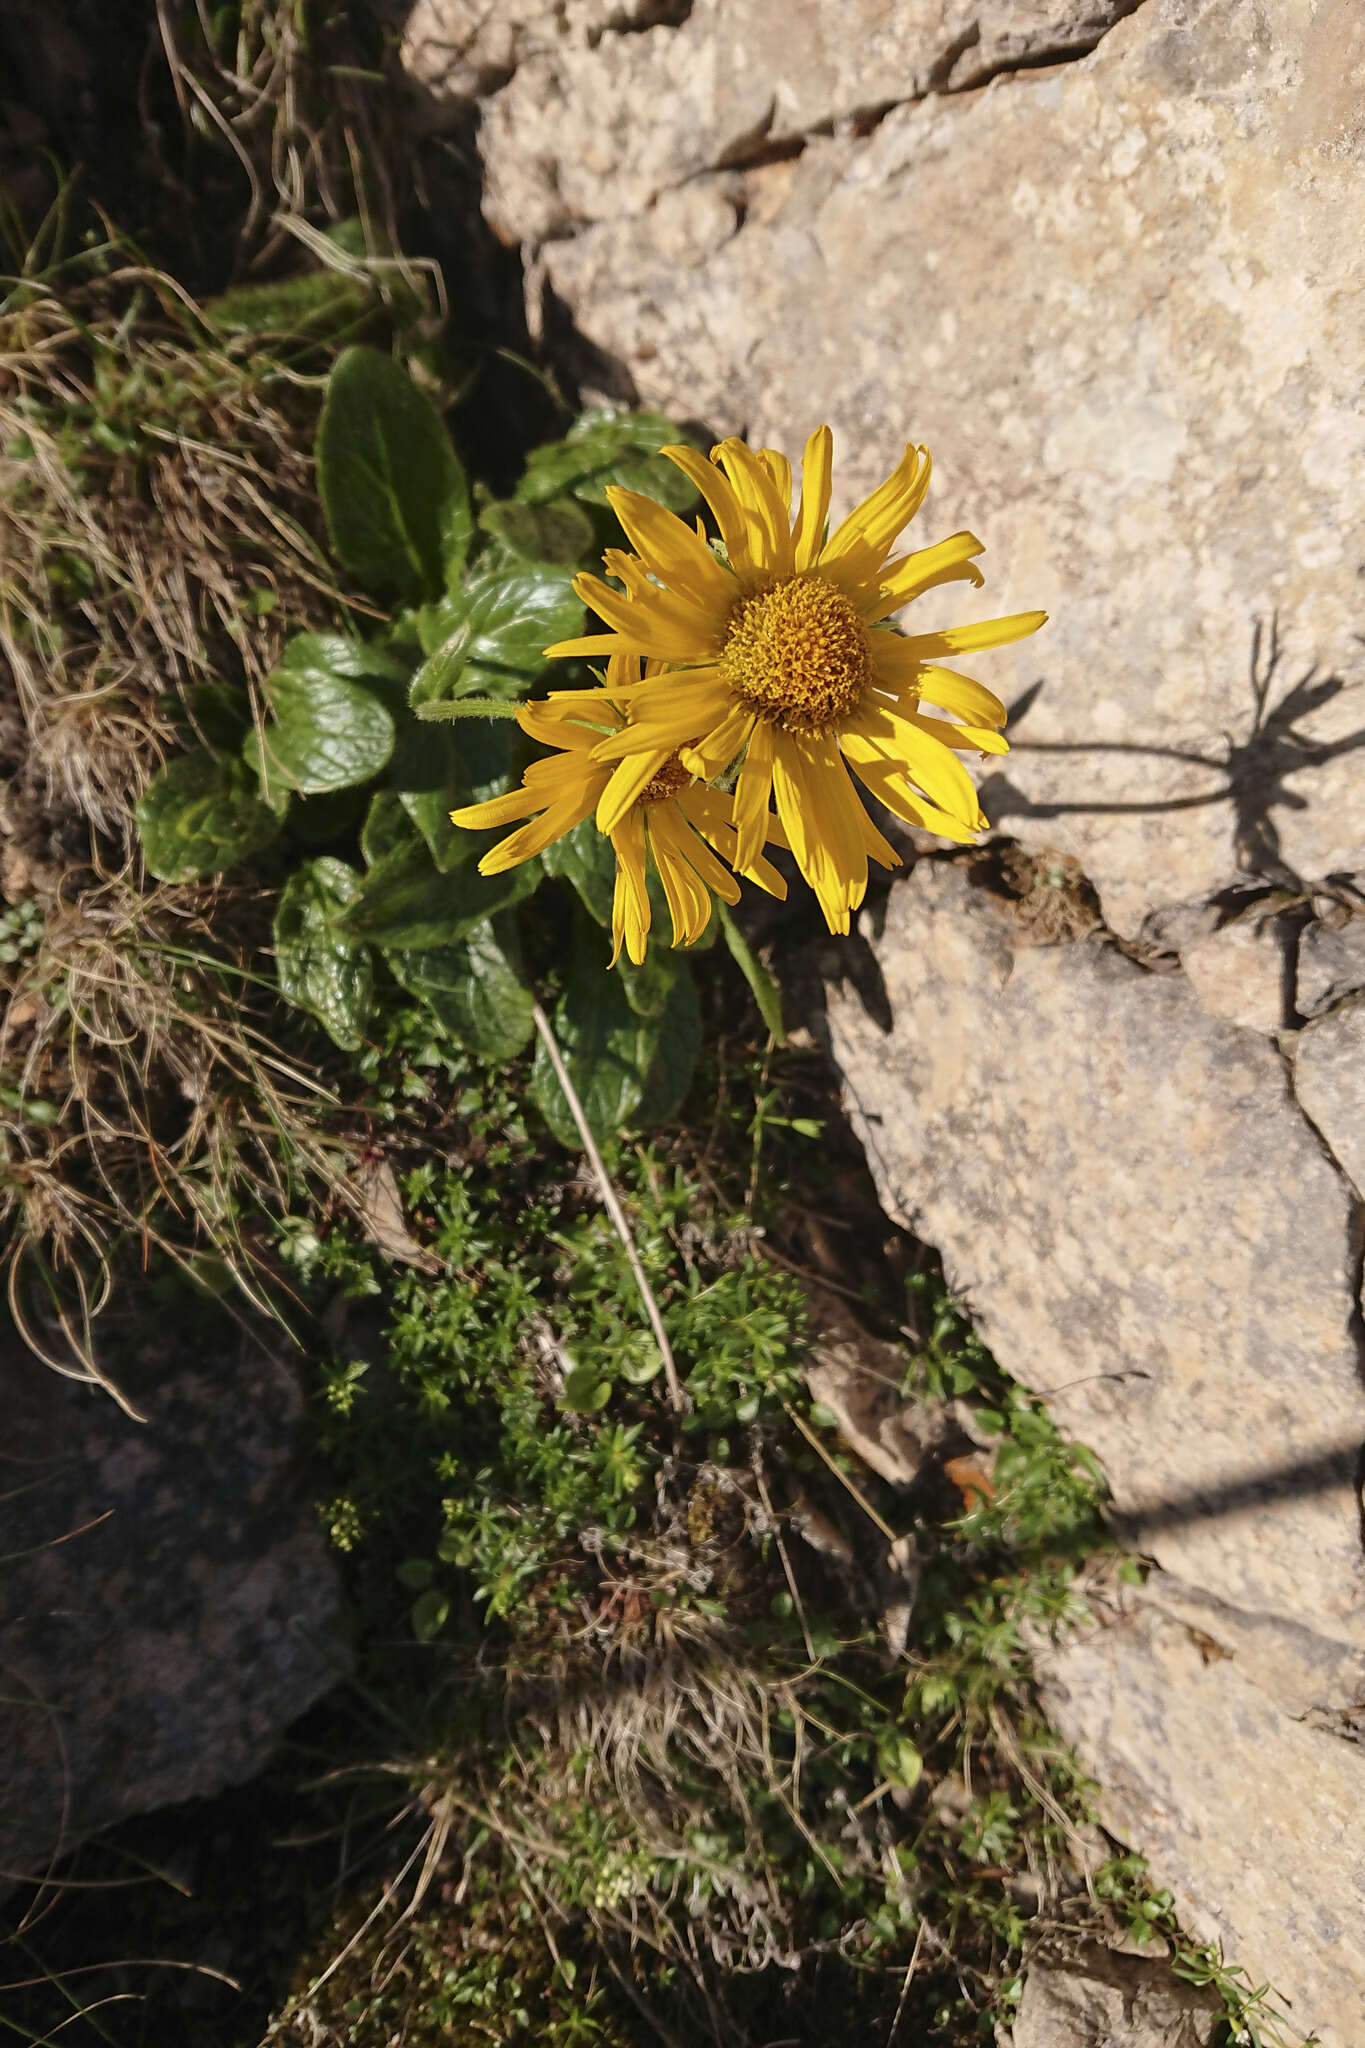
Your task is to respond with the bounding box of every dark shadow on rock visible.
[982,613,1365,893]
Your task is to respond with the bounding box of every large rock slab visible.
[1033,1591,1365,2048]
[0,1328,346,1880]
[824,856,1365,2042]
[443,0,1365,935]
[825,859,1365,1658]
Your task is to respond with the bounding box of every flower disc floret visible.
[720,576,872,734]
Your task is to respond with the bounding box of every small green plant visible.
[132,345,746,1142]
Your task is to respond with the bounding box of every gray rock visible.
[825,860,1365,1656]
[1293,995,1365,1195]
[1013,1939,1221,2048]
[1298,914,1365,1019]
[1033,1593,1365,2048]
[0,1329,347,1880]
[452,0,1138,243]
[1179,912,1297,1034]
[456,0,1365,935]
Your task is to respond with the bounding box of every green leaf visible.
[407,624,472,707]
[541,815,616,926]
[203,268,378,339]
[340,836,538,950]
[278,632,409,685]
[273,857,374,1050]
[478,495,596,566]
[316,345,471,600]
[444,562,584,681]
[395,1558,434,1589]
[389,712,513,873]
[256,664,395,795]
[562,1363,613,1414]
[876,1735,924,1793]
[530,944,651,1147]
[385,922,535,1062]
[410,1588,450,1641]
[360,789,418,866]
[616,945,677,1019]
[636,957,701,1124]
[136,752,283,881]
[718,902,785,1044]
[517,407,702,514]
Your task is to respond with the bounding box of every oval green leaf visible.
[135,752,283,882]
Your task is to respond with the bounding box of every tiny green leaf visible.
[562,1364,613,1414]
[316,346,471,599]
[136,752,283,881]
[273,857,374,1050]
[410,1588,450,1641]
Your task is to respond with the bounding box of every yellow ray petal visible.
[840,731,983,841]
[478,785,599,872]
[609,808,650,966]
[894,610,1048,662]
[678,703,754,779]
[846,699,983,826]
[900,664,1007,729]
[819,442,932,595]
[791,424,833,572]
[518,699,621,749]
[757,446,793,516]
[660,444,766,581]
[679,787,788,899]
[651,803,741,907]
[604,486,737,615]
[771,733,868,935]
[545,631,652,661]
[909,709,1010,756]
[861,531,986,624]
[575,569,724,661]
[731,716,776,872]
[647,809,715,945]
[588,675,732,763]
[595,743,681,836]
[712,438,794,578]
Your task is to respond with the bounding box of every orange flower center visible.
[719,575,872,734]
[636,754,692,807]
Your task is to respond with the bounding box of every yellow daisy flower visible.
[544,428,1046,934]
[449,664,786,967]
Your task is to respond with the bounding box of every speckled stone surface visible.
[0,1329,347,1880]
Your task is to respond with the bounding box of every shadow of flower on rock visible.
[980,615,1365,893]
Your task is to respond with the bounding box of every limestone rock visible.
[464,0,1138,243]
[469,0,1365,933]
[823,860,1365,1661]
[1178,911,1297,1034]
[1034,1595,1365,2048]
[0,1329,347,1880]
[1013,1939,1221,2048]
[1298,913,1365,1019]
[1293,995,1365,1194]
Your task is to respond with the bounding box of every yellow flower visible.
[545,428,1046,934]
[449,663,786,967]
